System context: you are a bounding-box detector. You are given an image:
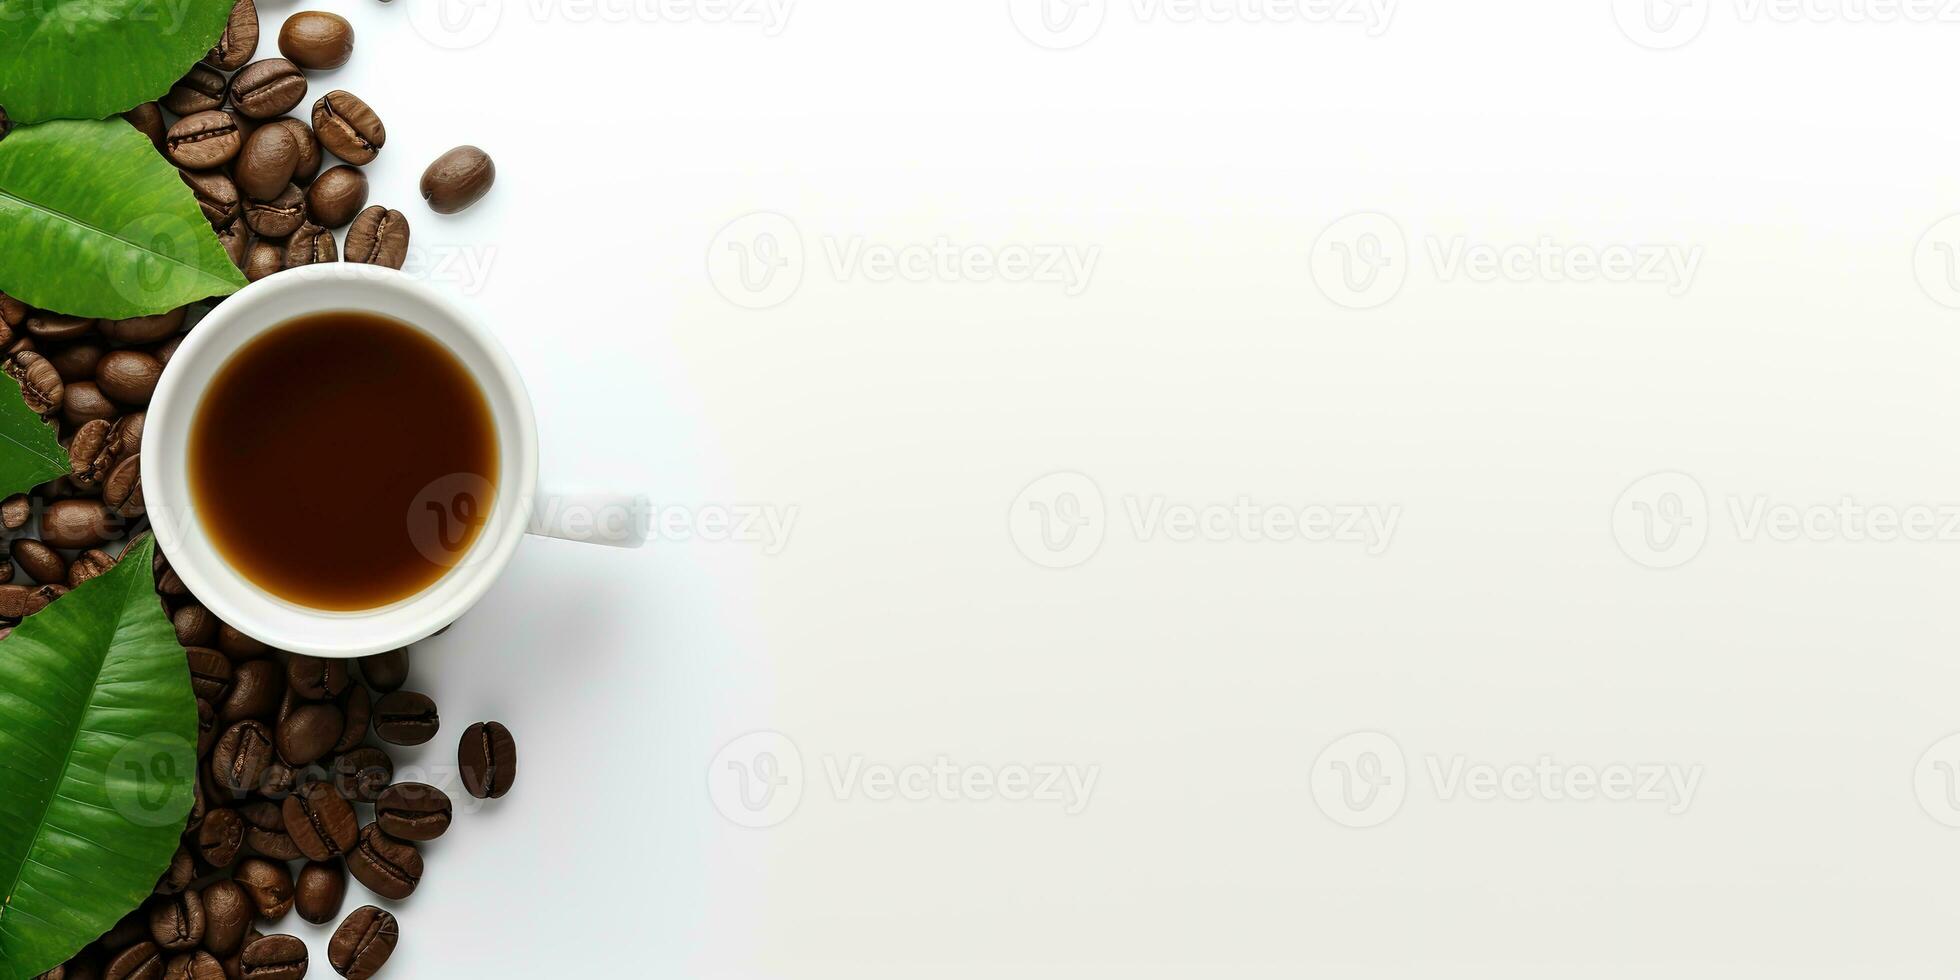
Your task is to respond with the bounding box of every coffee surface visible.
[189,311,497,610]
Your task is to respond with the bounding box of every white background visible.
[241,0,1960,975]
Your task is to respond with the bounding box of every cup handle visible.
[526,489,650,549]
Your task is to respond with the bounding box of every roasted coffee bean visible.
[2,493,30,530]
[285,224,337,266]
[69,548,116,587]
[174,604,218,647]
[181,171,242,230]
[125,102,168,150]
[220,658,283,722]
[244,185,306,239]
[236,125,301,202]
[218,220,251,273]
[48,341,106,383]
[0,293,21,331]
[420,146,495,214]
[13,537,65,583]
[239,935,306,980]
[187,647,233,703]
[279,11,354,70]
[271,119,322,185]
[97,350,162,406]
[24,312,93,342]
[0,582,65,618]
[217,623,270,659]
[258,759,299,799]
[328,747,392,804]
[150,891,206,951]
[333,685,369,753]
[8,350,61,413]
[286,655,347,699]
[196,698,218,756]
[197,806,245,867]
[162,951,223,980]
[346,824,421,901]
[105,454,144,518]
[205,0,259,71]
[326,907,396,980]
[225,109,260,150]
[60,381,115,429]
[108,411,144,462]
[371,690,438,745]
[165,112,242,170]
[102,306,186,344]
[311,91,384,165]
[228,60,308,120]
[283,779,358,860]
[355,649,407,693]
[105,942,164,980]
[275,701,343,766]
[374,782,451,841]
[233,858,295,920]
[211,720,275,793]
[69,417,114,484]
[458,720,517,798]
[245,240,286,282]
[200,879,253,957]
[304,166,367,228]
[155,843,197,895]
[221,930,264,980]
[162,65,228,116]
[294,860,347,925]
[240,801,304,861]
[42,499,113,548]
[343,206,407,269]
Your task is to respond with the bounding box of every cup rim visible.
[145,265,539,658]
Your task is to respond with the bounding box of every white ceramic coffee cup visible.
[145,264,646,659]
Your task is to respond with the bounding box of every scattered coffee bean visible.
[245,184,307,239]
[105,942,163,980]
[165,111,242,170]
[181,170,242,230]
[161,65,227,117]
[346,824,421,901]
[197,805,245,866]
[335,685,370,752]
[371,690,438,745]
[375,782,451,841]
[217,623,270,659]
[101,306,185,344]
[344,206,408,269]
[289,654,350,699]
[279,11,355,70]
[232,858,295,920]
[327,906,397,980]
[329,746,392,803]
[125,102,167,150]
[205,0,260,71]
[96,349,162,406]
[311,91,384,165]
[246,239,286,282]
[356,649,408,692]
[276,701,344,766]
[41,499,113,549]
[272,118,324,184]
[13,537,65,583]
[240,800,305,860]
[104,455,144,518]
[211,720,275,793]
[283,779,358,860]
[186,647,233,703]
[220,658,283,722]
[69,417,114,485]
[286,223,338,266]
[305,166,368,228]
[155,844,196,895]
[0,582,63,617]
[229,59,308,120]
[47,341,105,383]
[294,860,348,925]
[61,382,115,427]
[200,879,253,957]
[69,548,117,587]
[147,890,204,951]
[237,125,301,201]
[7,351,61,414]
[163,950,223,980]
[25,312,93,341]
[420,146,495,214]
[240,934,307,980]
[459,720,517,798]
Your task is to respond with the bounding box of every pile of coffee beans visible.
[33,613,519,980]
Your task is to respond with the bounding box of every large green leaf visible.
[0,536,196,980]
[0,373,68,498]
[0,0,233,124]
[0,118,247,319]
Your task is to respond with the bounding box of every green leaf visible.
[0,536,196,980]
[0,372,66,498]
[0,119,246,318]
[0,0,233,124]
